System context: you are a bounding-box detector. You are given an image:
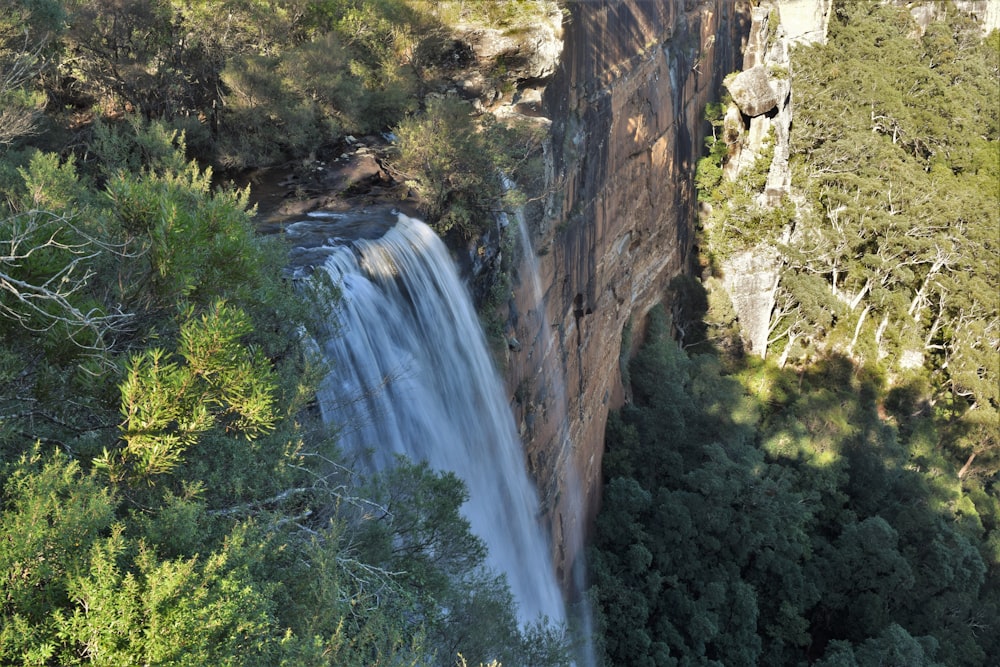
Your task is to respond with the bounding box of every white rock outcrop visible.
[720,2,800,358]
[774,0,831,45]
[725,66,779,117]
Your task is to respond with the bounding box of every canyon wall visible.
[503,0,748,589]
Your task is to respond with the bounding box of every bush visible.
[393,96,503,237]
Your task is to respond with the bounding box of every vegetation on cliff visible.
[591,2,999,665]
[698,0,998,448]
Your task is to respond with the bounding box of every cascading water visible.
[514,214,598,667]
[308,213,566,628]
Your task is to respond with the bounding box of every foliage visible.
[0,0,433,170]
[696,122,795,259]
[591,305,999,665]
[694,0,999,478]
[0,0,63,151]
[392,95,544,239]
[0,54,566,663]
[217,18,419,169]
[694,101,731,200]
[97,301,277,486]
[352,459,570,666]
[782,0,999,470]
[0,444,567,665]
[412,0,559,33]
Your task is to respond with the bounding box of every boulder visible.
[460,13,563,82]
[725,66,778,117]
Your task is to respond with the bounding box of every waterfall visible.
[309,213,566,628]
[515,217,598,667]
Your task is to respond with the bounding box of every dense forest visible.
[0,1,566,665]
[590,2,999,666]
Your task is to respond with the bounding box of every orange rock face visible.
[503,0,748,592]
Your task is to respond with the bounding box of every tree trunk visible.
[777,332,798,369]
[874,312,892,360]
[847,304,871,357]
[849,278,872,311]
[908,255,946,322]
[958,451,976,479]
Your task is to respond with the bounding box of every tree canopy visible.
[591,306,999,666]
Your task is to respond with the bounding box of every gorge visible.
[279,0,755,625]
[300,0,998,646]
[291,0,755,622]
[2,0,996,663]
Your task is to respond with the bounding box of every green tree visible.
[353,459,570,666]
[393,96,504,237]
[0,448,114,662]
[593,302,998,664]
[785,0,999,405]
[0,0,63,150]
[96,301,277,486]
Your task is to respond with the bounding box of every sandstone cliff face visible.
[502,0,747,589]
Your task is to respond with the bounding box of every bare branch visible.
[1,209,133,351]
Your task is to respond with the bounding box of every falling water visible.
[309,213,566,628]
[515,214,598,667]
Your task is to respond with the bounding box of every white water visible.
[310,214,566,627]
[515,218,598,667]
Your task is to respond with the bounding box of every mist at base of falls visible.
[308,213,566,629]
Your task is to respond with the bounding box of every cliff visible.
[503,0,748,589]
[718,1,811,358]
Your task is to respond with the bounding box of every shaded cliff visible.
[503,0,748,588]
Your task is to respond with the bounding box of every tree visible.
[96,300,277,486]
[0,0,62,149]
[1,152,129,350]
[393,96,504,237]
[770,0,999,459]
[592,303,998,665]
[352,459,570,666]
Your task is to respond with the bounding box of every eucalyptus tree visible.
[782,0,999,466]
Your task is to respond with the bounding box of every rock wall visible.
[503,0,748,590]
[774,0,831,45]
[718,2,799,357]
[909,0,1000,35]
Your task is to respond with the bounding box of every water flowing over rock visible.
[504,0,746,585]
[310,214,566,628]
